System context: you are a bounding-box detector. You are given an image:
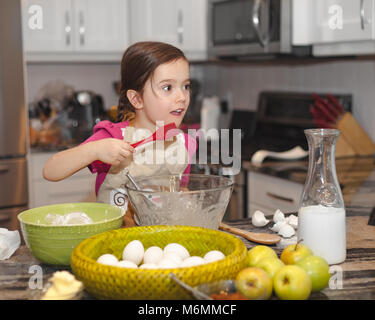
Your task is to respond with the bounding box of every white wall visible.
[201,59,375,141]
[26,59,375,141]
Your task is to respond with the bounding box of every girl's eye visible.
[162,85,172,91]
[184,84,191,90]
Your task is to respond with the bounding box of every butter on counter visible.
[42,271,83,300]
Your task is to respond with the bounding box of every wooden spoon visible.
[219,223,281,245]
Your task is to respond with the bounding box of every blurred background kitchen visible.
[2,0,375,230]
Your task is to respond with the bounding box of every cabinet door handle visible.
[79,10,85,46]
[251,0,270,47]
[177,9,183,44]
[65,11,71,46]
[360,0,365,30]
[266,192,294,203]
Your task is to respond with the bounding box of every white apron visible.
[96,126,189,226]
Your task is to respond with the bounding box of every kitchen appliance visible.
[0,0,29,230]
[65,90,106,143]
[207,0,311,59]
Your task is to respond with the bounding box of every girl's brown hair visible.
[116,41,188,122]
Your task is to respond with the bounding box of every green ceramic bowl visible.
[18,203,125,266]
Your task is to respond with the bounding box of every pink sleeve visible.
[80,120,129,174]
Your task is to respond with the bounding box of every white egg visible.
[203,250,225,263]
[180,256,206,268]
[116,260,138,268]
[163,252,183,266]
[163,243,190,260]
[97,254,118,266]
[157,258,179,269]
[143,246,164,264]
[122,240,144,265]
[139,263,158,269]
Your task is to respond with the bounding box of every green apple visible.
[246,245,277,267]
[296,255,331,292]
[235,267,273,300]
[280,243,312,265]
[273,265,312,300]
[256,257,285,280]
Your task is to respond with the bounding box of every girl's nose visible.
[175,88,188,103]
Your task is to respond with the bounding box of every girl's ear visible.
[126,90,143,110]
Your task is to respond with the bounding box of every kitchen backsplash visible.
[26,59,375,141]
[200,59,375,141]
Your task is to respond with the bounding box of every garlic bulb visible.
[251,210,270,227]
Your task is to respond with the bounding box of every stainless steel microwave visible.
[208,0,309,58]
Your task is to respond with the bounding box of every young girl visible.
[43,41,197,226]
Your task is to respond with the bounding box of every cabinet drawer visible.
[248,172,303,214]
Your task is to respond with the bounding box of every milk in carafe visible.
[298,205,346,264]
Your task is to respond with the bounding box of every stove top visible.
[201,91,353,164]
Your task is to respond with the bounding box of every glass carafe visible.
[297,129,346,265]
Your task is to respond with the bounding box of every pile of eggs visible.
[96,240,226,269]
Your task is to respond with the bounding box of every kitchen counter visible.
[1,204,374,300]
[243,156,375,207]
[2,155,375,300]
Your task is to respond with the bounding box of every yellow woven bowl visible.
[70,225,247,300]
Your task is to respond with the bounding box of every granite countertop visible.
[1,206,374,300]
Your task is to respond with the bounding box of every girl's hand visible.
[94,138,135,166]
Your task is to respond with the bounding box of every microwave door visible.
[212,0,259,46]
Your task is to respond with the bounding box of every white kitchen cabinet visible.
[22,0,73,52]
[129,0,208,60]
[73,0,129,52]
[247,172,303,217]
[293,0,375,56]
[22,0,129,61]
[28,152,96,208]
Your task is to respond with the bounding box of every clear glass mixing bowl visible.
[125,174,234,229]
